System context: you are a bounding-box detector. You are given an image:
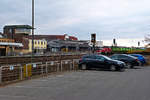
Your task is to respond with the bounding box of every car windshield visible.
[130,55,138,57]
[128,55,137,59]
[110,55,116,59]
[131,54,143,57]
[102,55,112,60]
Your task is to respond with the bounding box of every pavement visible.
[0,66,150,100]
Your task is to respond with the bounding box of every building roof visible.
[25,35,78,41]
[0,42,23,47]
[0,33,3,38]
[47,40,89,48]
[4,25,32,29]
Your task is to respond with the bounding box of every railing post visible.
[70,61,72,71]
[26,64,28,78]
[0,67,2,84]
[41,64,44,74]
[57,63,60,72]
[61,60,63,72]
[20,65,23,80]
[46,62,48,74]
[73,59,76,71]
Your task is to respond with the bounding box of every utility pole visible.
[31,0,35,64]
[32,0,34,58]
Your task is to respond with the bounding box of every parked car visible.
[96,47,112,54]
[79,54,125,71]
[129,54,146,66]
[110,54,140,68]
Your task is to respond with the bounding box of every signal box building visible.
[3,25,32,39]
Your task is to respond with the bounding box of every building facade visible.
[3,25,32,54]
[28,39,47,54]
[3,25,32,39]
[3,25,78,54]
[0,38,23,56]
[47,40,90,53]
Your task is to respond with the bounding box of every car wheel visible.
[81,64,87,70]
[110,65,116,71]
[141,63,144,66]
[120,68,125,72]
[130,66,134,69]
[126,63,132,69]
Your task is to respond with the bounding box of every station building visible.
[3,24,90,54]
[3,25,47,54]
[0,38,23,56]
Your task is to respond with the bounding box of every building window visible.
[15,28,31,34]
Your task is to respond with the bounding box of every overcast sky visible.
[0,0,150,46]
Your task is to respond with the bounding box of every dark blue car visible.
[129,54,146,66]
[79,54,126,72]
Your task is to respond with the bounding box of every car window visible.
[118,55,124,59]
[127,55,137,59]
[111,55,118,59]
[96,56,105,61]
[130,55,137,57]
[83,55,95,59]
[118,55,129,59]
[90,56,96,59]
[82,56,89,59]
[103,56,112,60]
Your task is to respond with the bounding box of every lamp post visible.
[32,0,34,57]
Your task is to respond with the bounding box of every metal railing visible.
[0,59,79,85]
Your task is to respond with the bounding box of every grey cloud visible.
[1,0,150,41]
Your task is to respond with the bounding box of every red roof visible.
[24,35,78,41]
[69,36,78,40]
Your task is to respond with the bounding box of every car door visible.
[117,55,128,63]
[85,55,96,68]
[110,55,118,60]
[94,56,106,68]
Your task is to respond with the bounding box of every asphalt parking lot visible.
[0,66,150,100]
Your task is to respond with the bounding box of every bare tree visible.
[145,34,150,42]
[145,34,150,47]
